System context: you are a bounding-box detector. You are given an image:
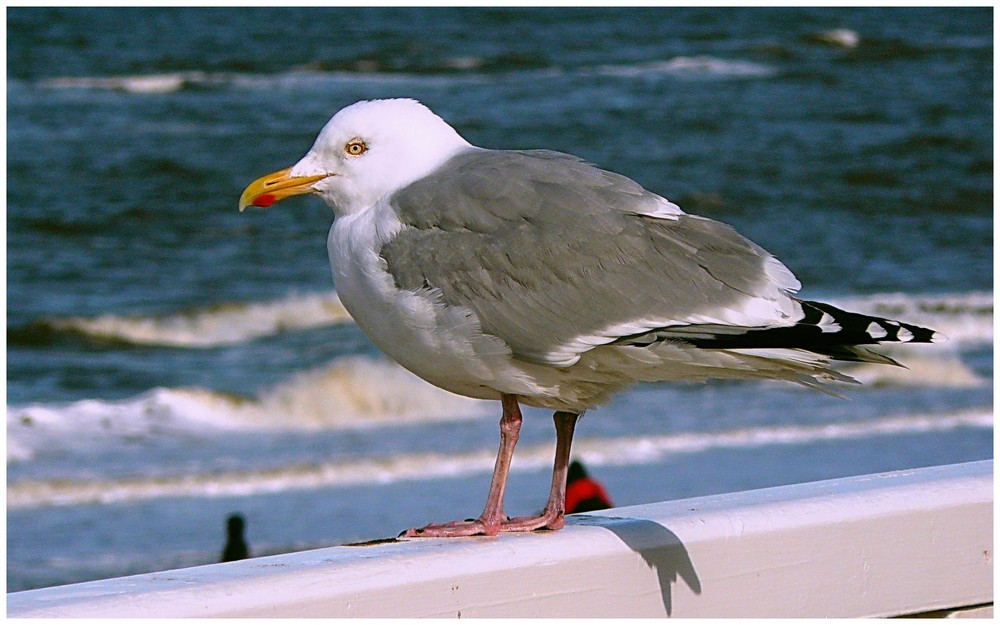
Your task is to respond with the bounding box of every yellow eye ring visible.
[345,140,367,156]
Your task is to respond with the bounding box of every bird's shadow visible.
[570,514,701,616]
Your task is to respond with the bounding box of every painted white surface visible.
[7,460,992,618]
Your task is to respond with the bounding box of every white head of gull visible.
[240,98,941,538]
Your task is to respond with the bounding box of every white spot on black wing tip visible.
[896,327,914,342]
[865,321,888,340]
[930,331,948,343]
[818,311,841,333]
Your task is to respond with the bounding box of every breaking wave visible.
[7,407,991,509]
[7,356,490,463]
[34,290,993,350]
[835,348,985,388]
[41,291,353,348]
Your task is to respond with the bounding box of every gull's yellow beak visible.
[238,167,331,212]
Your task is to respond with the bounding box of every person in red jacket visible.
[565,460,613,514]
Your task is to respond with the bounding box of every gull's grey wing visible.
[380,149,800,366]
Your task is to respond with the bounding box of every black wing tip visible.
[662,299,941,364]
[801,300,939,346]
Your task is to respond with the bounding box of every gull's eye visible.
[345,140,367,156]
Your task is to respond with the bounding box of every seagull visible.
[239,98,939,538]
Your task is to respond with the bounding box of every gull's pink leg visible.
[403,394,524,537]
[499,410,579,532]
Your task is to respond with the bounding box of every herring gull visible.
[238,98,939,537]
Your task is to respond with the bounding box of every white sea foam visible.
[7,407,991,509]
[7,357,490,463]
[47,291,353,347]
[39,72,225,93]
[808,29,861,48]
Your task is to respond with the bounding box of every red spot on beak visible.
[254,194,277,207]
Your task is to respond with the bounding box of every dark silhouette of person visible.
[220,513,250,562]
[565,460,613,514]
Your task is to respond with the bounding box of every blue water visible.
[6,7,993,592]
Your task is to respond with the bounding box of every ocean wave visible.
[35,69,460,94]
[7,407,991,509]
[41,291,353,348]
[36,290,993,351]
[35,54,776,95]
[7,356,490,463]
[38,71,232,94]
[595,56,776,79]
[835,348,985,388]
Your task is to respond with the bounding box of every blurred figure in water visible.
[565,460,613,514]
[220,513,250,562]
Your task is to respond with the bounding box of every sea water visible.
[6,7,992,591]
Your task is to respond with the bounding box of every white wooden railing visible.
[7,460,992,618]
